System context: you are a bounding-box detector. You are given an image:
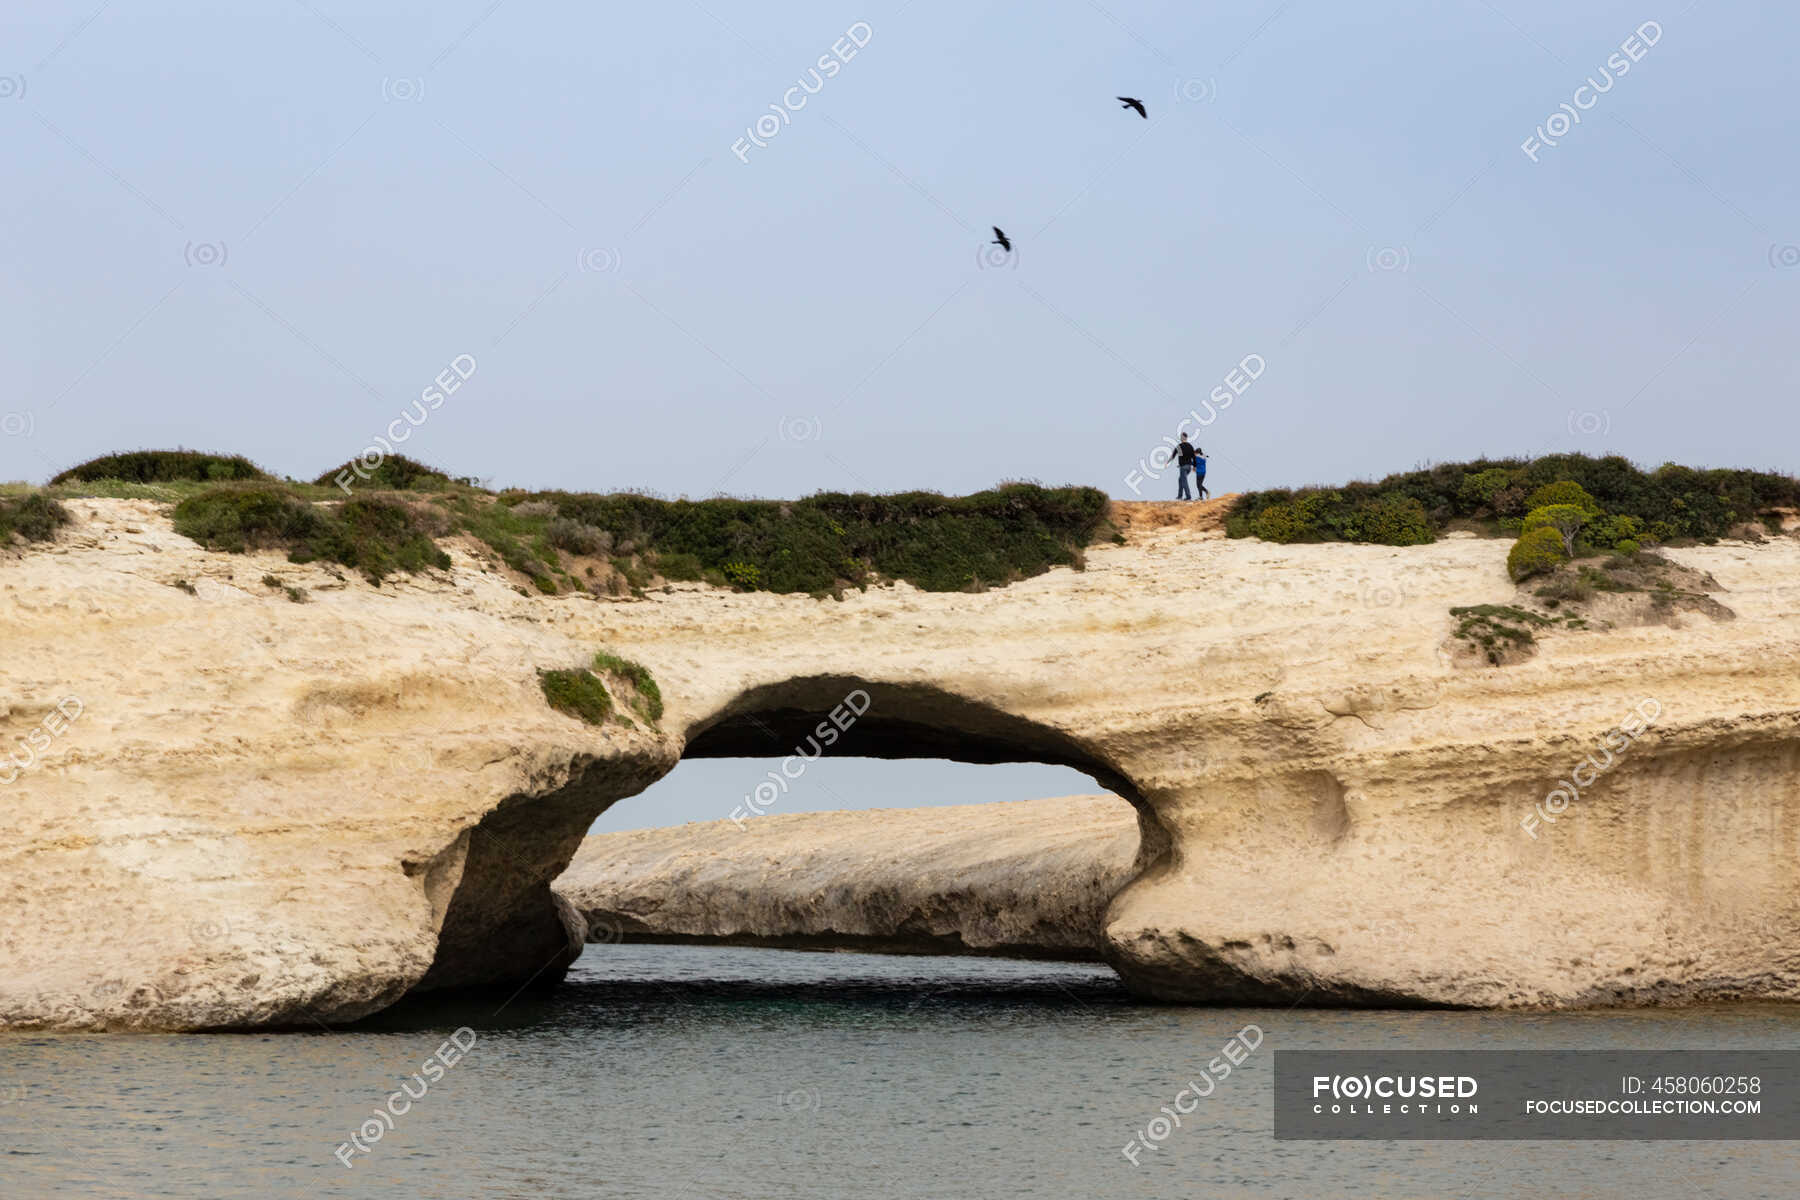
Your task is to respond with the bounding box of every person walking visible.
[1172,434,1201,500]
[1194,444,1209,499]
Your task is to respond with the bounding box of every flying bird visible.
[1118,96,1147,119]
[991,226,1011,253]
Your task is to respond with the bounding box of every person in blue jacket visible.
[1172,435,1207,500]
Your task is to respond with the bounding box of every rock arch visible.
[11,501,1800,1031]
[412,675,1173,1002]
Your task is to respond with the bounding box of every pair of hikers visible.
[1172,434,1208,500]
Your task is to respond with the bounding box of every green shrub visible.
[1614,538,1641,556]
[309,497,453,580]
[1244,490,1336,543]
[1237,489,1431,546]
[538,667,612,724]
[1487,484,1530,518]
[721,560,762,588]
[173,484,325,553]
[51,464,1112,597]
[1524,481,1601,513]
[173,485,448,582]
[1583,513,1644,552]
[1247,501,1303,543]
[653,551,705,581]
[1227,455,1800,545]
[0,493,72,543]
[546,517,612,557]
[51,450,267,485]
[1352,495,1434,546]
[123,464,1109,597]
[314,454,454,492]
[1508,527,1568,581]
[1457,468,1517,510]
[535,482,1109,594]
[1521,504,1591,556]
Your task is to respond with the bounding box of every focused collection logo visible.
[1311,1072,1480,1117]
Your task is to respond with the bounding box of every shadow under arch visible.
[682,675,1167,872]
[688,676,1139,796]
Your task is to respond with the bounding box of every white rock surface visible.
[557,796,1139,958]
[4,496,1800,1028]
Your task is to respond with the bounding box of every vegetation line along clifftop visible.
[8,449,1797,599]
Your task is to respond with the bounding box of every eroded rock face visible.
[556,796,1139,959]
[0,500,677,1031]
[4,499,1800,1028]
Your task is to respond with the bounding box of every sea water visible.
[4,945,1796,1198]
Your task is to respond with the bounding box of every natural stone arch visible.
[412,675,1173,1002]
[15,499,1800,1032]
[684,674,1167,866]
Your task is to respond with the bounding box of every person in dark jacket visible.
[1173,434,1202,500]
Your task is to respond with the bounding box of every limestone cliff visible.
[4,497,1800,1029]
[556,796,1138,959]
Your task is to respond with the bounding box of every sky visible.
[593,759,1104,833]
[5,1,1795,826]
[4,0,1795,500]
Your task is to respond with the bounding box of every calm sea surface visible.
[4,945,1797,1198]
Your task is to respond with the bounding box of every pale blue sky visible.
[7,2,1794,827]
[4,1,1795,500]
[593,759,1101,833]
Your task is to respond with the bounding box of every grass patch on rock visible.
[1449,604,1555,666]
[538,667,613,725]
[1452,549,1733,668]
[594,652,662,724]
[538,653,661,728]
[261,573,308,603]
[444,493,563,594]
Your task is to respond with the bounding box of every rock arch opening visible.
[673,676,1167,872]
[413,676,1169,1002]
